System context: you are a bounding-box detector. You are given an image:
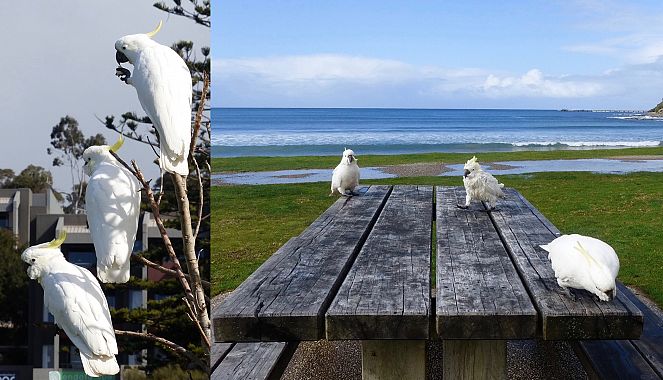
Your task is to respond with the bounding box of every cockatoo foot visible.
[595,290,610,302]
[115,67,132,84]
[456,204,469,209]
[558,286,578,301]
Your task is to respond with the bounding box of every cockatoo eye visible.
[122,46,127,50]
[31,259,35,262]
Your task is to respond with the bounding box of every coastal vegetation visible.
[213,154,663,309]
[650,98,663,113]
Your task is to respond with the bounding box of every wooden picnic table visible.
[214,185,643,379]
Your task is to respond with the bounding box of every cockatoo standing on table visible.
[114,21,192,176]
[540,234,619,301]
[330,148,360,196]
[22,232,119,377]
[83,136,141,283]
[457,156,505,210]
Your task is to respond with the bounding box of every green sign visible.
[59,370,115,380]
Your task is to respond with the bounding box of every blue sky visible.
[213,0,663,109]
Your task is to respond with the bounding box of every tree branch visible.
[114,329,206,369]
[131,253,210,288]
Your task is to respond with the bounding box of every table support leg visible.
[361,340,426,380]
[443,340,506,380]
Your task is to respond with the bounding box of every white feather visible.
[540,234,620,301]
[462,156,505,208]
[115,34,192,176]
[330,149,360,196]
[22,245,119,377]
[84,146,141,284]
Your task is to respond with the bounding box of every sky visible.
[213,0,663,110]
[0,1,208,192]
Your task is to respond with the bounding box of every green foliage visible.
[212,146,663,173]
[0,230,27,323]
[649,98,663,113]
[47,115,106,212]
[213,169,663,308]
[150,365,207,380]
[153,0,210,27]
[3,165,54,193]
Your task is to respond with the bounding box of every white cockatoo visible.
[115,21,192,176]
[22,232,119,377]
[457,156,505,210]
[540,234,620,301]
[83,136,141,283]
[330,148,360,196]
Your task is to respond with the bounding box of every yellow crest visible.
[46,230,67,248]
[146,20,163,38]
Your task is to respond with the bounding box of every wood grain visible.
[326,186,432,340]
[436,186,537,339]
[488,188,643,340]
[212,342,289,380]
[214,186,391,342]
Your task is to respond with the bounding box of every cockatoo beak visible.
[116,51,129,64]
[348,155,355,163]
[464,169,470,178]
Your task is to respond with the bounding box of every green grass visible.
[213,171,663,308]
[213,146,663,173]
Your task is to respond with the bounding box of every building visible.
[0,188,181,379]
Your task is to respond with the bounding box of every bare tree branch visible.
[115,329,206,369]
[131,253,210,288]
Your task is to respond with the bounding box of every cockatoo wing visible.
[86,163,141,283]
[42,264,118,375]
[331,164,342,192]
[478,172,505,198]
[133,45,192,175]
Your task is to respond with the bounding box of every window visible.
[42,345,53,368]
[69,345,83,369]
[43,298,54,323]
[67,250,96,270]
[129,290,144,309]
[0,212,9,229]
[106,295,116,309]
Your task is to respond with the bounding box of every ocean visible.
[212,108,663,157]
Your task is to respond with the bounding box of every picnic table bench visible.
[213,185,645,379]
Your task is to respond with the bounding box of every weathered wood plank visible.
[214,186,391,342]
[362,340,426,380]
[488,188,643,340]
[575,339,660,380]
[619,283,663,377]
[212,342,289,380]
[325,186,432,340]
[211,343,234,373]
[442,340,506,380]
[436,186,537,339]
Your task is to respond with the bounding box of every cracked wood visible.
[488,188,643,340]
[325,185,432,340]
[436,186,537,339]
[214,186,391,341]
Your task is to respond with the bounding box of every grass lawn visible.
[212,146,663,173]
[213,169,663,308]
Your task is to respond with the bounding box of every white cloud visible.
[480,69,603,98]
[214,54,604,106]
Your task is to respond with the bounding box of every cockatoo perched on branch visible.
[457,156,505,210]
[22,232,119,377]
[540,234,620,302]
[330,148,360,196]
[83,136,141,284]
[114,21,192,176]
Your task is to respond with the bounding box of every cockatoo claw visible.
[115,67,131,83]
[456,204,469,209]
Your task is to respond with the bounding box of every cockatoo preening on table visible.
[540,234,619,302]
[330,148,360,196]
[22,232,119,377]
[83,136,141,284]
[457,156,505,210]
[114,21,192,176]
